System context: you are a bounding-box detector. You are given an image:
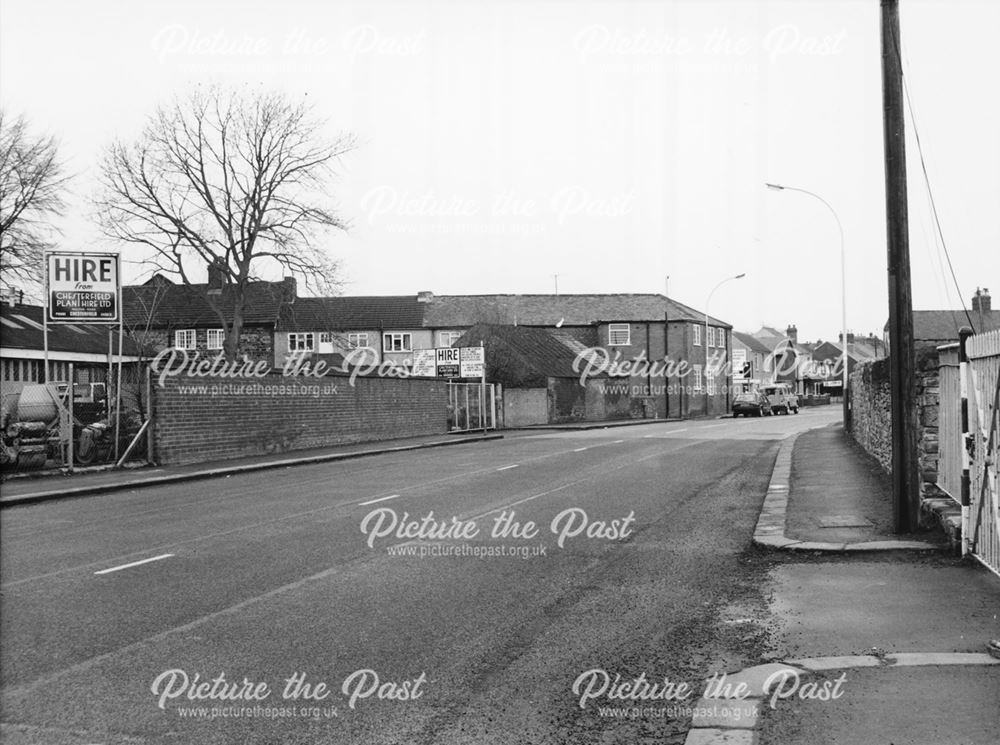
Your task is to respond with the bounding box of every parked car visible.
[761,383,799,414]
[733,391,771,417]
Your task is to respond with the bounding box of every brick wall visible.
[152,372,448,465]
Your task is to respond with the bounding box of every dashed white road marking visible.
[497,464,519,471]
[358,494,401,506]
[94,554,174,575]
[573,447,587,452]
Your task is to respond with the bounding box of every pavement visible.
[687,422,1000,745]
[0,431,503,507]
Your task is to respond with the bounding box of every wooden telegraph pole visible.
[881,0,920,532]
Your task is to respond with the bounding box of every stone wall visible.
[847,346,942,495]
[848,358,892,472]
[915,345,941,489]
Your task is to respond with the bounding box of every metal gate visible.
[447,382,497,432]
[967,329,1000,577]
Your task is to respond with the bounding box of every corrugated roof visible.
[277,296,426,331]
[423,294,730,328]
[0,303,141,356]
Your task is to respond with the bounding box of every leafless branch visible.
[95,86,356,359]
[0,111,70,291]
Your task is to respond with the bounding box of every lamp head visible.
[765,182,784,191]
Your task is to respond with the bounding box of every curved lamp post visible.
[765,182,848,422]
[705,273,745,417]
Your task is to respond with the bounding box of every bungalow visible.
[454,323,630,426]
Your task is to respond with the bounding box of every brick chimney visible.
[786,324,798,343]
[972,287,991,313]
[207,258,227,292]
[280,276,297,304]
[417,290,434,303]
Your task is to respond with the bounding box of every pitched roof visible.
[122,277,293,328]
[1,303,141,356]
[732,331,772,356]
[812,340,868,364]
[277,296,426,331]
[423,294,730,328]
[454,323,590,382]
[905,310,1000,341]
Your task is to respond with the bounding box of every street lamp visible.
[705,272,745,417]
[765,182,848,423]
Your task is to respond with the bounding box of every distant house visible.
[121,271,295,363]
[885,288,1000,355]
[422,292,735,419]
[118,280,738,419]
[752,325,816,393]
[731,331,773,390]
[808,332,886,396]
[274,295,428,370]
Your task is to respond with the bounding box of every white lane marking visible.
[497,464,519,471]
[94,554,174,575]
[644,428,688,437]
[612,440,625,444]
[573,447,587,452]
[359,494,401,506]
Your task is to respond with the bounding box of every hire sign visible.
[46,252,120,323]
[411,346,484,378]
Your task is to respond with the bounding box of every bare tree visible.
[0,111,69,292]
[96,86,357,360]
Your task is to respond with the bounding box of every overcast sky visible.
[1,0,997,341]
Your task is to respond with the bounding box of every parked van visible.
[761,383,799,415]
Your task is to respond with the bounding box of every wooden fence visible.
[966,329,1000,577]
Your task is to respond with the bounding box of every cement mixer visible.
[0,383,66,470]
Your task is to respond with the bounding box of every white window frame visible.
[318,331,336,353]
[174,329,197,350]
[383,332,412,353]
[288,332,315,352]
[693,364,703,392]
[706,369,716,395]
[608,323,631,346]
[437,331,463,347]
[692,324,701,347]
[347,332,369,349]
[206,328,225,350]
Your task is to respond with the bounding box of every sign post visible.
[45,251,121,467]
